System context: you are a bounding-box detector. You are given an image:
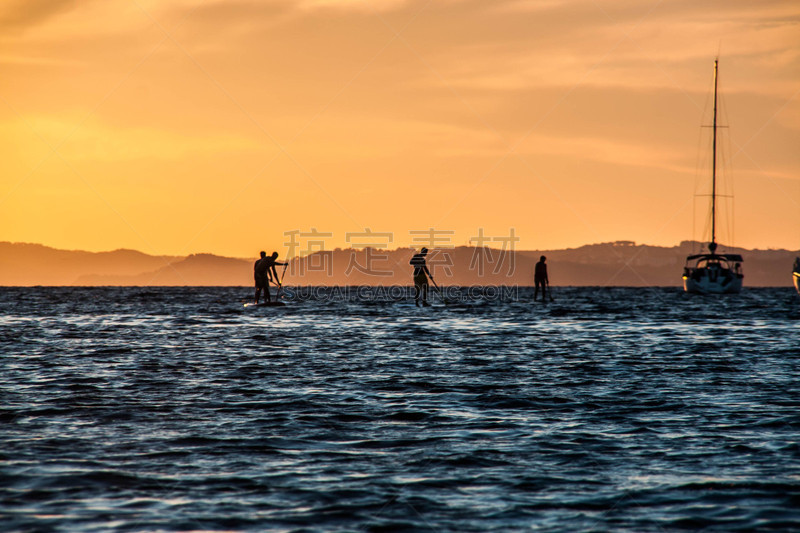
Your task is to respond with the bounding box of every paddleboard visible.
[244,301,286,308]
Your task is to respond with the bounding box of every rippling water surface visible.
[2,287,799,532]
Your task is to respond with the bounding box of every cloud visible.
[519,132,689,174]
[294,0,412,11]
[0,0,81,31]
[0,54,85,67]
[0,115,260,162]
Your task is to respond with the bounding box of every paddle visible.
[429,277,448,305]
[276,263,288,299]
[269,278,282,301]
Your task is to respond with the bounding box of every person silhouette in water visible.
[254,251,287,304]
[410,247,434,307]
[534,255,550,302]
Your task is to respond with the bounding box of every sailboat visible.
[793,257,800,294]
[682,59,744,294]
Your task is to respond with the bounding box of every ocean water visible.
[1,286,799,532]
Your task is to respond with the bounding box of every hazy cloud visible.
[0,115,260,161]
[0,0,81,30]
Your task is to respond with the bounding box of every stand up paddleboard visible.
[244,301,286,308]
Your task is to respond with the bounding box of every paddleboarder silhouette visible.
[534,255,552,302]
[254,251,287,304]
[410,248,434,307]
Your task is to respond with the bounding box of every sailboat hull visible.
[683,271,742,294]
[793,272,800,294]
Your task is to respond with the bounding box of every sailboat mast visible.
[711,58,718,248]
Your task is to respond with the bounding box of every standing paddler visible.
[534,255,552,302]
[254,251,287,304]
[410,247,434,307]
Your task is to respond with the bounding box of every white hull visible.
[683,272,742,294]
[794,272,800,294]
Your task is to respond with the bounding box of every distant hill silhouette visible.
[0,242,180,286]
[76,254,249,286]
[1,241,797,287]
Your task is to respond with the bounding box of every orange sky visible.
[1,0,798,258]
